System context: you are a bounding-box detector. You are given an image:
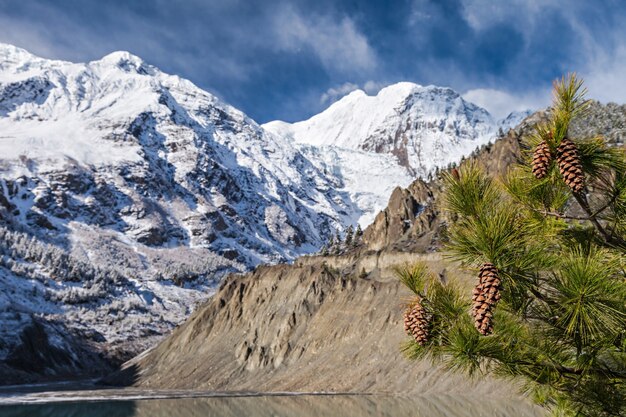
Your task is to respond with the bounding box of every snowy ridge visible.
[0,43,355,263]
[498,109,534,131]
[264,82,525,178]
[295,144,414,227]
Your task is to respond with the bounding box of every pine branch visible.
[531,208,594,221]
[529,196,618,222]
[591,190,621,218]
[573,192,625,247]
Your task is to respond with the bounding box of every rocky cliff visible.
[360,103,622,252]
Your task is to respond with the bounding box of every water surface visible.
[0,393,545,417]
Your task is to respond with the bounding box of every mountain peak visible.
[377,81,421,96]
[0,44,155,78]
[374,82,463,103]
[263,81,497,173]
[0,43,41,71]
[99,50,142,63]
[0,43,33,58]
[94,50,152,74]
[334,82,422,107]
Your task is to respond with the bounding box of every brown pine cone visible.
[556,138,584,193]
[404,298,431,346]
[471,263,501,336]
[532,141,552,179]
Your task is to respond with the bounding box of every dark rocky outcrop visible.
[2,318,113,385]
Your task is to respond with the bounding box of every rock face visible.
[360,123,527,253]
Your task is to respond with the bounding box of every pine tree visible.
[355,224,363,244]
[327,234,335,251]
[345,225,354,247]
[333,230,342,255]
[397,75,626,417]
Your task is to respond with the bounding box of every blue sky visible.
[1,0,625,122]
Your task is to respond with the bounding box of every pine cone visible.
[556,138,584,193]
[471,263,502,336]
[404,298,431,346]
[532,141,552,179]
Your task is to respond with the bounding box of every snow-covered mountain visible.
[0,43,360,381]
[497,109,534,132]
[0,43,530,382]
[263,83,527,226]
[264,82,523,177]
[0,44,358,264]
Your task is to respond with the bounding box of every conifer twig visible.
[573,192,621,245]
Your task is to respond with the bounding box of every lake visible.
[0,392,545,417]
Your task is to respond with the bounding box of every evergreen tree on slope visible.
[345,225,354,247]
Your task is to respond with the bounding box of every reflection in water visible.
[0,394,545,417]
[0,401,137,417]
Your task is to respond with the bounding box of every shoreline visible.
[0,389,547,417]
[0,385,378,405]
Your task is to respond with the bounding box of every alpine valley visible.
[0,43,530,383]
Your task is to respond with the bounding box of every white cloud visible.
[460,0,559,32]
[0,15,85,61]
[273,7,377,74]
[459,0,626,113]
[464,48,626,118]
[320,80,388,105]
[462,88,549,119]
[320,82,359,104]
[582,45,626,105]
[362,80,386,94]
